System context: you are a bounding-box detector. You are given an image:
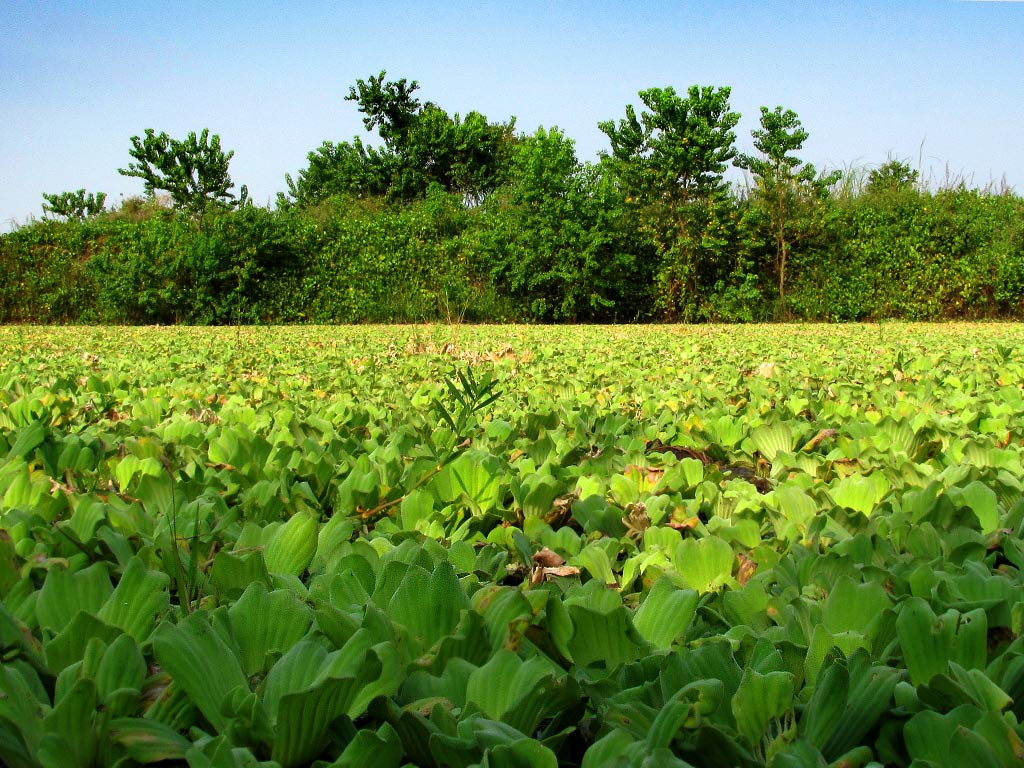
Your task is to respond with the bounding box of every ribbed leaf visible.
[731,668,794,749]
[228,582,313,677]
[151,612,248,733]
[273,655,382,768]
[799,653,848,751]
[97,556,169,642]
[819,650,898,759]
[36,562,112,634]
[897,598,988,686]
[633,576,698,649]
[751,422,793,462]
[947,480,1000,535]
[328,725,403,768]
[465,650,556,735]
[903,707,982,765]
[822,577,892,638]
[431,450,504,514]
[8,421,46,459]
[827,473,889,516]
[387,561,469,657]
[0,664,47,766]
[209,550,271,599]
[673,536,735,593]
[43,611,121,672]
[38,677,97,768]
[263,510,318,576]
[109,717,192,763]
[96,633,146,704]
[565,584,650,672]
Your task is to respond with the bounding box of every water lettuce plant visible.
[2,323,1024,766]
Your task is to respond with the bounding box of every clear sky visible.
[3,0,1022,229]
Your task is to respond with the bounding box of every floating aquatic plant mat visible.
[3,322,1024,766]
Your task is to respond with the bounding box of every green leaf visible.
[97,556,170,642]
[96,633,146,705]
[896,598,988,686]
[431,450,504,514]
[774,483,819,528]
[0,664,47,767]
[151,612,248,734]
[264,510,318,576]
[821,577,891,639]
[799,653,848,751]
[947,480,1000,535]
[573,542,618,587]
[633,576,698,649]
[38,677,98,768]
[903,706,983,765]
[518,474,561,519]
[565,582,650,671]
[731,667,794,750]
[673,536,735,593]
[387,561,469,657]
[751,422,793,462]
[819,650,899,759]
[43,611,121,672]
[209,550,271,599]
[8,421,46,459]
[109,717,193,763]
[827,473,889,515]
[36,562,112,634]
[465,650,557,734]
[271,647,383,768]
[327,726,403,768]
[228,582,313,677]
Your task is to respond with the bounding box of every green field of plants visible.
[3,323,1024,767]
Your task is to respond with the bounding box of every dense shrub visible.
[1,182,1022,324]
[785,188,1024,321]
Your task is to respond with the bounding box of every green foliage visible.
[3,324,1024,765]
[599,85,740,201]
[4,77,1024,324]
[481,127,653,321]
[282,137,392,206]
[787,187,1024,320]
[41,189,107,221]
[287,71,516,206]
[119,128,248,218]
[867,158,920,194]
[599,84,741,320]
[735,106,840,316]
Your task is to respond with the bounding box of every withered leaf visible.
[532,547,565,567]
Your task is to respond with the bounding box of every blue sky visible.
[3,1,1022,229]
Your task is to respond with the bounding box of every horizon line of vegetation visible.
[3,71,1023,325]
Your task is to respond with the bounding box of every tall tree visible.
[119,129,247,219]
[286,71,516,206]
[483,127,646,320]
[599,85,740,320]
[735,106,840,314]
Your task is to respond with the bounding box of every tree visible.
[599,85,740,320]
[867,158,920,194]
[735,106,841,314]
[346,71,423,146]
[42,189,107,220]
[281,136,392,207]
[119,128,247,218]
[286,71,516,206]
[482,127,646,320]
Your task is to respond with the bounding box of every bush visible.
[1,179,1022,325]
